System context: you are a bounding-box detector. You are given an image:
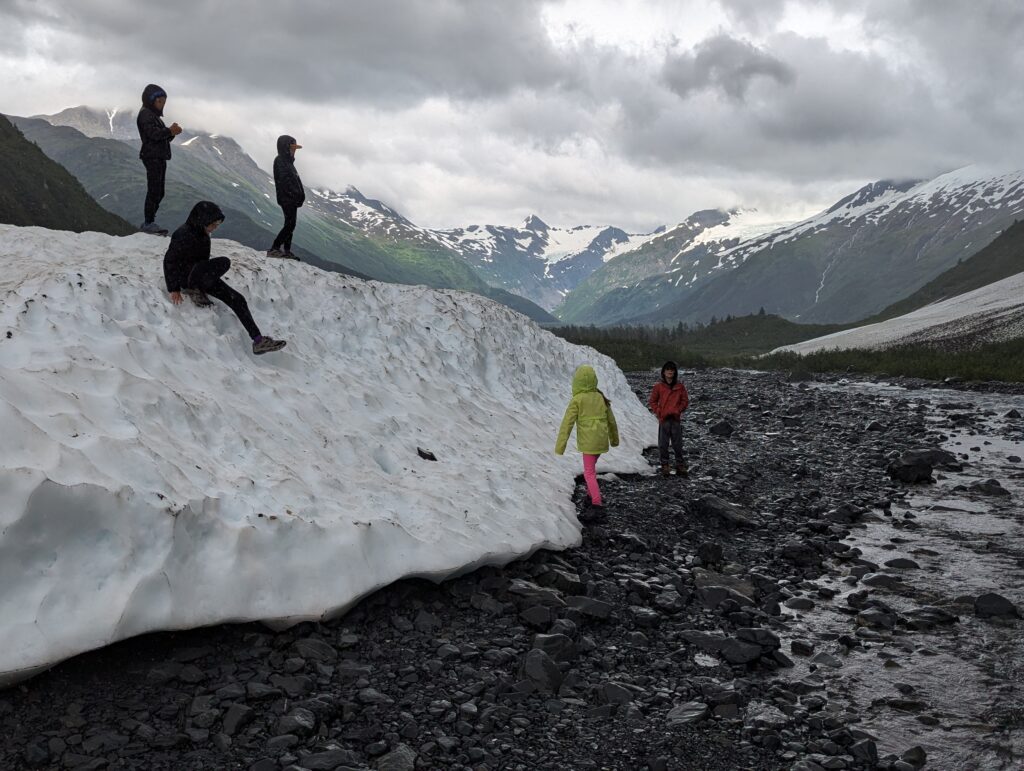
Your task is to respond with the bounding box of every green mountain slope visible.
[0,114,134,235]
[871,219,1024,321]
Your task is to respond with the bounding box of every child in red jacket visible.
[649,360,690,477]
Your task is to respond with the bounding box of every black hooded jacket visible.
[273,135,305,208]
[137,83,174,161]
[164,202,226,292]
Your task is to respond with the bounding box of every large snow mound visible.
[0,225,653,685]
[774,271,1024,355]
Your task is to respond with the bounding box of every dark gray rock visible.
[302,749,361,769]
[531,633,577,662]
[781,540,820,567]
[666,701,709,726]
[884,558,919,569]
[565,596,613,619]
[709,420,734,437]
[275,707,317,737]
[519,649,562,693]
[968,479,1011,497]
[292,638,337,663]
[974,592,1020,619]
[376,743,417,771]
[694,494,757,529]
[696,541,724,565]
[222,703,255,736]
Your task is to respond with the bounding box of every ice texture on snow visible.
[775,271,1024,354]
[0,225,653,684]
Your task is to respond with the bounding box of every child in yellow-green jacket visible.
[555,365,620,512]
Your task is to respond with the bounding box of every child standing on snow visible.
[649,360,690,477]
[268,135,304,259]
[555,364,620,514]
[136,83,182,234]
[165,201,287,355]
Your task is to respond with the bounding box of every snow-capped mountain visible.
[560,167,1024,326]
[0,223,652,684]
[776,271,1024,354]
[557,207,796,323]
[430,216,662,311]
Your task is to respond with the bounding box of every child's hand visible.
[169,291,183,305]
[170,123,183,136]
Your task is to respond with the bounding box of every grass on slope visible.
[747,339,1024,383]
[0,114,135,235]
[869,219,1024,322]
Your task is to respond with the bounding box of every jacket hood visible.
[572,365,598,396]
[141,84,167,115]
[186,201,225,230]
[660,360,678,386]
[277,135,297,157]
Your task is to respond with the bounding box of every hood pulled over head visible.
[141,83,167,114]
[572,365,598,396]
[277,134,297,157]
[186,201,225,231]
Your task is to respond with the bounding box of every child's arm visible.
[680,382,690,413]
[554,399,579,455]
[607,404,620,448]
[648,384,660,416]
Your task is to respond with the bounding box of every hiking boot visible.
[283,250,300,261]
[266,248,285,258]
[660,464,671,478]
[252,336,287,355]
[183,288,213,307]
[676,463,689,477]
[140,221,167,235]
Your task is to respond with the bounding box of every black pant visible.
[187,257,262,340]
[142,158,167,223]
[272,204,297,250]
[659,418,684,464]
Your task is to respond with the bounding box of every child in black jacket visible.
[165,201,287,355]
[268,135,304,259]
[136,83,182,233]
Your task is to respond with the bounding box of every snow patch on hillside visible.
[775,272,1024,354]
[0,225,653,684]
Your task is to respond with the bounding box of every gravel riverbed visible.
[1,369,1020,771]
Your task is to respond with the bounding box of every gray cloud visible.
[0,0,1022,232]
[0,0,571,106]
[662,34,794,100]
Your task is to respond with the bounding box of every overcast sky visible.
[1,0,1021,231]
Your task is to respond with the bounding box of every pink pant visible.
[583,454,602,505]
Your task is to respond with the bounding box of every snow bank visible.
[774,272,1024,354]
[0,225,653,685]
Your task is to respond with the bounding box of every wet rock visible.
[276,708,317,737]
[967,479,1011,497]
[901,745,927,769]
[376,743,417,771]
[531,633,577,662]
[222,704,255,736]
[507,579,565,608]
[566,596,613,619]
[884,558,919,569]
[886,451,934,483]
[791,639,815,656]
[292,638,337,663]
[666,701,709,726]
[865,420,885,431]
[781,540,821,567]
[784,597,815,611]
[974,592,1020,619]
[694,494,757,529]
[709,420,734,437]
[696,541,724,566]
[861,573,903,589]
[302,748,362,769]
[1005,408,1021,419]
[519,649,562,693]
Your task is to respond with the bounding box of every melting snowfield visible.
[774,271,1024,354]
[0,225,652,685]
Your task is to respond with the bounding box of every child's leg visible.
[670,419,684,463]
[658,421,671,464]
[582,453,602,506]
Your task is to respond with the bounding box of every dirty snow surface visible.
[0,225,653,684]
[775,271,1024,354]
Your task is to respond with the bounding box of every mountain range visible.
[556,169,1024,326]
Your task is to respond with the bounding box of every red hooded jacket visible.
[649,378,690,422]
